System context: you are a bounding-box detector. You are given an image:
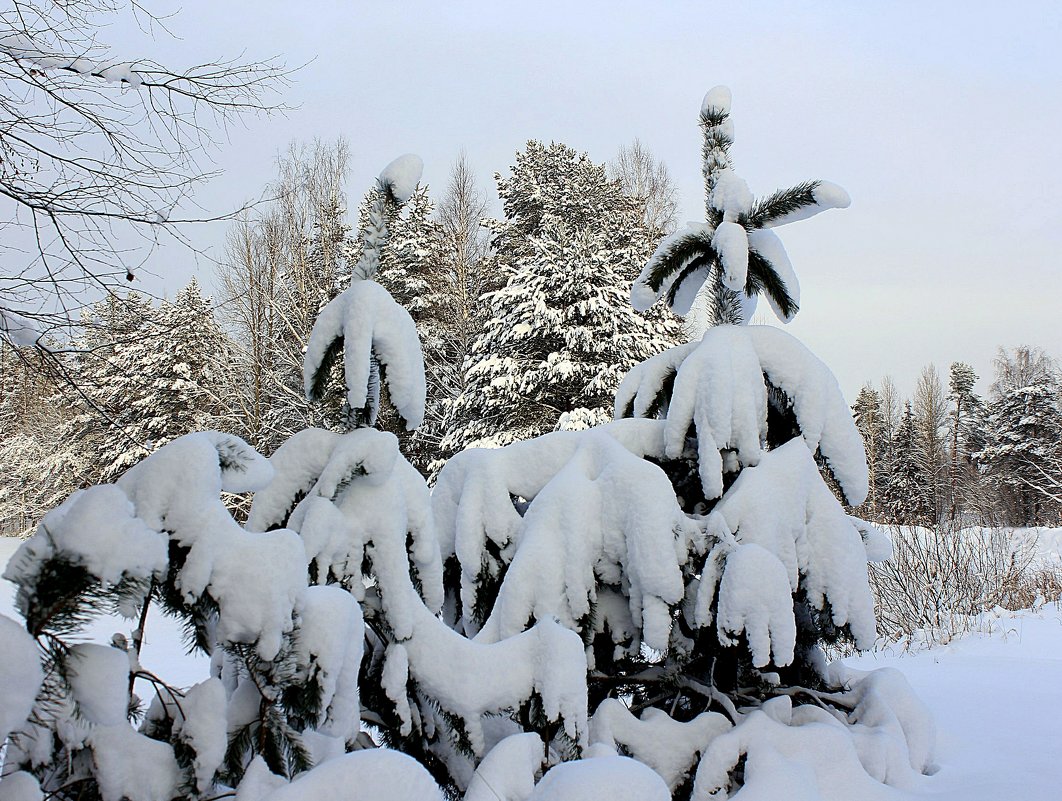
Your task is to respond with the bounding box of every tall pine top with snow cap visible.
[632,85,849,326]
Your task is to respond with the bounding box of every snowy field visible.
[3,535,1060,799]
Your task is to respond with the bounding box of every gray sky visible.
[136,0,1062,401]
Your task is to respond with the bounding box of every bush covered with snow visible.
[0,95,935,801]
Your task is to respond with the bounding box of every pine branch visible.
[746,250,797,320]
[744,181,822,228]
[643,229,715,293]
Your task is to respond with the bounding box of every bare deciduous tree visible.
[217,139,351,452]
[609,138,679,235]
[0,0,289,348]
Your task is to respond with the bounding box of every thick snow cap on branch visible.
[701,85,732,116]
[250,428,443,636]
[700,440,879,655]
[622,325,868,505]
[434,420,697,652]
[747,228,800,322]
[115,433,307,661]
[591,699,731,791]
[530,754,671,801]
[303,280,426,430]
[0,614,43,743]
[378,154,424,205]
[259,749,445,801]
[766,181,851,228]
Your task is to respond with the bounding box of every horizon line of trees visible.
[0,136,683,535]
[3,135,1061,537]
[852,351,1062,529]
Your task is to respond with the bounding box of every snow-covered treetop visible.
[351,154,424,282]
[378,154,424,205]
[631,86,850,325]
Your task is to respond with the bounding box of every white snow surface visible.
[67,644,129,726]
[620,325,868,506]
[713,220,750,292]
[0,773,42,801]
[716,543,798,667]
[292,585,364,740]
[259,749,446,801]
[529,754,671,801]
[590,699,731,790]
[302,280,426,430]
[433,421,700,652]
[6,485,167,588]
[172,678,228,794]
[0,613,42,742]
[704,439,879,652]
[464,733,544,801]
[378,154,424,205]
[87,724,181,801]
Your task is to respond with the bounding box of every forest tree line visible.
[1,137,1059,536]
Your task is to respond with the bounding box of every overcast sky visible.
[134,0,1062,401]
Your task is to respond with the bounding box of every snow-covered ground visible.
[3,535,1060,799]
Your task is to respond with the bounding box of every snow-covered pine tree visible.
[631,87,850,328]
[881,401,933,525]
[361,181,451,473]
[434,88,932,798]
[946,362,986,522]
[852,384,889,520]
[55,282,233,487]
[441,141,680,452]
[976,347,1062,525]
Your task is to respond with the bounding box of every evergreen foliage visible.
[976,347,1062,525]
[442,141,680,452]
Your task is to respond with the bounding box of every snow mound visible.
[529,754,671,800]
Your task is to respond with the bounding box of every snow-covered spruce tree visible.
[976,346,1062,525]
[441,141,680,451]
[433,88,934,799]
[881,401,934,525]
[851,384,889,520]
[55,281,233,487]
